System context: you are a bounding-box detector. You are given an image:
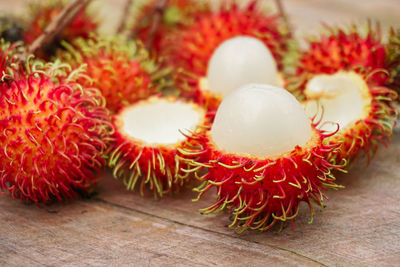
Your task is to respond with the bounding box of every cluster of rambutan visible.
[0,0,398,234]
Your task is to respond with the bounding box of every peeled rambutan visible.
[303,71,397,165]
[163,0,290,76]
[131,0,211,55]
[181,84,342,232]
[108,96,207,198]
[23,0,98,59]
[0,57,112,204]
[190,35,284,114]
[165,1,290,115]
[290,25,397,165]
[60,35,170,114]
[386,28,400,99]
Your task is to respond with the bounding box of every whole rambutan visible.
[181,84,343,232]
[108,96,207,198]
[163,0,290,76]
[131,0,211,55]
[23,0,98,59]
[60,35,170,114]
[0,56,112,204]
[290,25,398,166]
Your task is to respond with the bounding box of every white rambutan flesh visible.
[210,84,312,158]
[119,98,204,145]
[205,36,279,97]
[304,72,370,132]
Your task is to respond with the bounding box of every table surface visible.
[1,1,400,266]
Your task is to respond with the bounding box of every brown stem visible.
[20,0,91,62]
[117,0,133,34]
[146,0,168,50]
[274,0,292,37]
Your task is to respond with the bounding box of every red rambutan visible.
[288,24,388,99]
[60,35,170,114]
[163,1,290,76]
[181,84,343,232]
[291,25,398,166]
[108,96,207,198]
[0,55,112,204]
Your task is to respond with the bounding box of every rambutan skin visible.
[108,100,206,198]
[288,26,398,166]
[162,1,290,76]
[0,67,112,204]
[181,127,342,233]
[172,71,222,117]
[288,25,388,99]
[109,132,190,198]
[325,81,397,165]
[60,36,171,114]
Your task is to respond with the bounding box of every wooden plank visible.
[0,195,320,266]
[95,132,400,266]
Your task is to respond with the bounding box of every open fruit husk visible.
[108,96,209,197]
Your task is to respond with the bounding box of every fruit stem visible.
[117,0,133,34]
[19,0,91,62]
[274,0,292,37]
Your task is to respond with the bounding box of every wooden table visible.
[1,0,400,266]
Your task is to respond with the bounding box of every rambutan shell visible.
[108,96,208,197]
[181,125,342,232]
[0,63,112,204]
[60,36,170,114]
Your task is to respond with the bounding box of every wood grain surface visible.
[0,0,400,266]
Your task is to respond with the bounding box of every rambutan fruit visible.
[0,57,112,204]
[386,28,400,99]
[131,0,211,55]
[193,36,283,114]
[60,35,170,114]
[287,24,388,100]
[108,96,207,198]
[303,71,397,165]
[23,0,98,59]
[181,84,342,232]
[164,0,290,76]
[289,25,397,165]
[165,1,290,114]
